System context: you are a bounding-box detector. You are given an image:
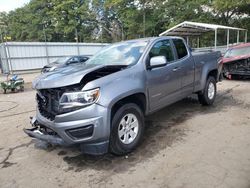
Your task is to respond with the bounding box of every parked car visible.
[222,43,250,79]
[41,55,89,73]
[24,36,222,155]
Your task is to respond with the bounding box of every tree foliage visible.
[0,0,249,42]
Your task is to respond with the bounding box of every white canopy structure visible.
[159,21,248,49]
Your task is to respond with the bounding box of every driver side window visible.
[149,40,175,62]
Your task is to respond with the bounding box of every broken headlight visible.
[59,88,100,111]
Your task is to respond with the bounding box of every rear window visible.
[173,39,188,59]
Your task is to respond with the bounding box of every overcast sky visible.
[0,0,30,12]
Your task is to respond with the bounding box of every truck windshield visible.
[224,46,250,58]
[86,41,148,66]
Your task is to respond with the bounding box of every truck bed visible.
[191,50,221,92]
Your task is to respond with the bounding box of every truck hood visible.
[222,54,250,64]
[33,64,106,89]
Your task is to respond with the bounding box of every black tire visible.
[198,76,217,106]
[109,103,145,155]
[20,85,24,92]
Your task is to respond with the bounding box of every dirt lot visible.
[0,80,250,188]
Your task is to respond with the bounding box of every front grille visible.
[36,85,83,121]
[37,89,63,121]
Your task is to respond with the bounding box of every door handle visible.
[172,67,179,72]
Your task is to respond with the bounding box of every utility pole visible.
[141,0,147,38]
[117,18,124,41]
[121,25,124,41]
[75,28,80,55]
[43,23,49,64]
[143,8,146,38]
[0,20,4,43]
[0,28,3,43]
[75,28,79,43]
[43,24,47,43]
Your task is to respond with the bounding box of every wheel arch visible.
[207,69,218,81]
[110,93,147,124]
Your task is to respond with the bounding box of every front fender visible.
[82,64,147,109]
[99,75,146,109]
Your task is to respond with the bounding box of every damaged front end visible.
[24,65,127,154]
[24,118,66,146]
[35,65,126,120]
[36,84,83,121]
[223,58,250,79]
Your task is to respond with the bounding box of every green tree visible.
[0,0,249,42]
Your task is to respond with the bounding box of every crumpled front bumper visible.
[23,127,66,145]
[24,103,111,155]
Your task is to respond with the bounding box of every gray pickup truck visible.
[24,36,222,155]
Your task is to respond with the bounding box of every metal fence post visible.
[227,29,230,49]
[45,42,49,64]
[237,30,240,44]
[214,29,217,50]
[77,42,80,55]
[0,44,2,73]
[4,43,12,74]
[245,31,248,43]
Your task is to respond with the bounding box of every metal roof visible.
[159,21,247,36]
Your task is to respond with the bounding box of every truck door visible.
[172,38,195,97]
[146,39,182,112]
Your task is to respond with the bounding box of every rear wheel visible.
[198,76,217,106]
[19,85,24,92]
[109,103,145,155]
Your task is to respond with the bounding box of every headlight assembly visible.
[59,88,100,110]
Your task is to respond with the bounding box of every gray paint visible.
[28,36,221,152]
[33,64,106,89]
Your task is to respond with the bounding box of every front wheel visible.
[109,103,145,155]
[198,76,217,106]
[19,85,24,92]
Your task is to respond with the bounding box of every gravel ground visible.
[0,80,250,188]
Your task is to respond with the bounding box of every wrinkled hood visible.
[33,64,106,89]
[222,54,250,64]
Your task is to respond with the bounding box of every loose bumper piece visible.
[23,128,67,146]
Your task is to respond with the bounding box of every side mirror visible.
[148,56,167,69]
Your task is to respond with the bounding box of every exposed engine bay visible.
[36,65,127,120]
[223,58,250,78]
[80,65,127,86]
